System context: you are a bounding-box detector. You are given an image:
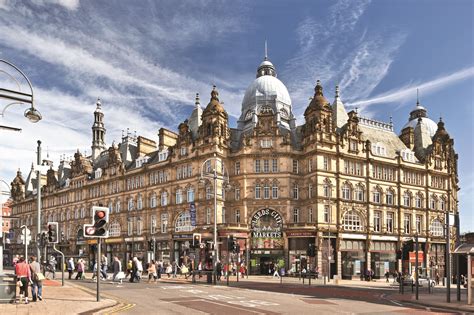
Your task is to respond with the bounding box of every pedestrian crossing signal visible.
[47,222,58,244]
[307,243,316,257]
[84,206,109,238]
[192,233,201,248]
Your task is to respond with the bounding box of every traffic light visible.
[83,206,109,238]
[227,234,234,250]
[192,233,201,248]
[307,243,316,257]
[402,239,414,260]
[47,222,59,243]
[233,242,240,254]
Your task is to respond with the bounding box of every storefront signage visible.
[251,208,283,249]
[87,239,97,245]
[105,237,123,244]
[173,234,193,239]
[190,202,197,226]
[219,232,248,238]
[286,231,315,237]
[124,237,144,242]
[409,251,424,263]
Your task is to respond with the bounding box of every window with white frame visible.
[150,193,157,208]
[255,160,261,173]
[80,207,85,218]
[108,201,113,214]
[342,211,363,231]
[308,184,313,198]
[161,191,168,206]
[323,156,330,171]
[292,160,299,174]
[151,215,157,234]
[264,183,270,199]
[272,159,278,172]
[403,192,411,207]
[137,195,143,210]
[323,183,331,198]
[187,188,194,202]
[386,190,394,205]
[116,200,121,213]
[235,187,240,200]
[206,187,212,200]
[342,184,351,200]
[386,212,394,233]
[308,208,313,223]
[430,219,444,237]
[293,208,299,223]
[109,222,121,237]
[127,218,133,236]
[260,139,272,148]
[324,205,330,223]
[272,184,278,199]
[255,184,261,199]
[308,159,312,173]
[128,198,134,211]
[430,196,437,210]
[235,209,241,224]
[415,194,423,208]
[416,215,422,234]
[175,212,193,232]
[222,207,226,224]
[355,185,365,201]
[373,190,381,203]
[235,161,240,175]
[440,198,446,211]
[374,211,381,232]
[160,213,168,233]
[137,217,143,235]
[263,159,269,173]
[404,214,411,234]
[206,208,211,225]
[293,183,299,200]
[176,189,183,204]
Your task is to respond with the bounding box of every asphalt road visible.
[72,277,462,315]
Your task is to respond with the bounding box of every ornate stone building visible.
[9,54,459,278]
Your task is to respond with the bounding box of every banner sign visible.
[190,202,197,226]
[250,208,283,249]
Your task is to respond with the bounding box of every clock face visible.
[280,108,289,119]
[245,110,254,120]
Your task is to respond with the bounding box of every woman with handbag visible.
[15,256,31,304]
[29,256,44,302]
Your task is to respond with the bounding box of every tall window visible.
[109,222,121,237]
[272,184,278,199]
[151,215,157,234]
[255,160,261,173]
[293,184,299,200]
[206,187,212,200]
[293,208,299,223]
[235,161,240,175]
[116,200,121,213]
[323,156,329,171]
[161,191,168,206]
[342,211,363,231]
[137,217,143,235]
[292,160,299,174]
[342,184,351,200]
[160,213,168,233]
[430,196,437,210]
[415,195,423,208]
[272,159,278,172]
[263,160,269,173]
[187,188,195,202]
[404,214,411,234]
[355,185,365,201]
[150,193,157,208]
[263,183,270,199]
[137,195,143,210]
[374,211,381,232]
[373,190,381,204]
[128,198,134,211]
[255,184,261,199]
[323,183,331,198]
[386,190,394,205]
[416,215,422,234]
[222,207,226,224]
[324,205,330,223]
[206,208,211,225]
[235,209,241,224]
[403,192,411,207]
[235,187,240,200]
[386,212,394,233]
[308,159,312,173]
[308,184,313,198]
[440,198,446,211]
[308,208,313,223]
[127,218,133,236]
[176,189,183,204]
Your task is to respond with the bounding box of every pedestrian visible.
[148,260,157,283]
[12,254,19,270]
[179,262,189,280]
[155,260,162,280]
[130,257,138,283]
[29,256,44,302]
[172,261,177,278]
[273,262,280,279]
[435,271,440,285]
[112,256,122,282]
[125,259,133,279]
[385,271,390,283]
[92,260,98,281]
[198,261,203,278]
[166,263,172,278]
[75,259,85,280]
[15,256,31,304]
[49,256,57,279]
[67,257,75,280]
[216,261,222,281]
[100,254,108,280]
[137,258,143,280]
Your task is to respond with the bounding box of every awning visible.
[453,243,474,254]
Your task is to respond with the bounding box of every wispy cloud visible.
[347,67,474,108]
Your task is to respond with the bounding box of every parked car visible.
[411,276,436,287]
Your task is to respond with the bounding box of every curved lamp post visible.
[199,156,230,284]
[0,59,42,124]
[0,179,11,274]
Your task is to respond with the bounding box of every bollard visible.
[309,272,311,286]
[280,274,282,285]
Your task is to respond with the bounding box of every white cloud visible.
[347,67,474,108]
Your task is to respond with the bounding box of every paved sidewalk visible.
[0,279,117,315]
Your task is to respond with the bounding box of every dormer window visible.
[65,178,71,188]
[401,149,415,162]
[180,147,187,156]
[95,168,102,179]
[158,151,168,162]
[260,139,272,148]
[371,142,387,157]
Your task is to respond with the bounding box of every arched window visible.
[137,194,143,210]
[342,184,351,200]
[440,197,446,211]
[175,212,193,232]
[150,193,157,208]
[403,192,411,207]
[372,187,382,204]
[430,195,437,210]
[342,211,363,231]
[128,198,134,211]
[161,191,168,206]
[323,180,332,198]
[430,219,444,237]
[355,185,365,201]
[176,189,183,204]
[109,222,121,237]
[187,188,195,202]
[415,194,423,208]
[386,189,394,205]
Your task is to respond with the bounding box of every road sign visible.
[21,228,31,236]
[17,235,31,245]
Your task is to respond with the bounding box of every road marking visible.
[104,302,136,314]
[184,289,205,294]
[227,300,279,308]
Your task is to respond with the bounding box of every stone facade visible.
[9,56,459,279]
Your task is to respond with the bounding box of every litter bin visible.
[207,271,213,284]
[0,274,17,303]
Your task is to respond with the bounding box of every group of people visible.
[13,255,43,304]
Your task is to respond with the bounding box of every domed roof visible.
[403,117,438,137]
[203,86,226,115]
[241,75,292,109]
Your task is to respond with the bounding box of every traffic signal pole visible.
[97,238,101,302]
[52,244,64,286]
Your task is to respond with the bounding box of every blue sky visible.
[0,0,472,231]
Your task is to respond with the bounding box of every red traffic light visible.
[96,211,106,219]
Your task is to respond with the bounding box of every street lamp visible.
[0,59,42,124]
[0,179,11,275]
[199,156,230,284]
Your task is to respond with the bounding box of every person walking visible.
[125,259,133,279]
[75,259,85,280]
[165,263,172,278]
[273,262,281,279]
[216,261,222,281]
[155,260,162,280]
[112,257,123,283]
[15,256,31,304]
[67,257,75,280]
[147,260,157,283]
[49,256,57,279]
[100,254,108,280]
[91,260,98,281]
[29,256,43,302]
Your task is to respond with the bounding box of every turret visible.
[91,98,106,160]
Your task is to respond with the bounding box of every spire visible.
[264,39,268,60]
[332,84,349,130]
[416,88,419,106]
[211,85,219,101]
[195,93,200,108]
[315,80,323,96]
[335,85,340,98]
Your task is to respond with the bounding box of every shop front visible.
[370,241,397,278]
[154,236,171,264]
[173,234,192,266]
[341,239,366,280]
[287,231,316,274]
[249,208,285,275]
[104,237,124,263]
[429,243,446,280]
[125,236,145,261]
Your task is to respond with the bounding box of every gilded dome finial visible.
[211,85,219,101]
[315,80,323,96]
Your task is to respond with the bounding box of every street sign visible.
[21,228,31,236]
[17,235,31,245]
